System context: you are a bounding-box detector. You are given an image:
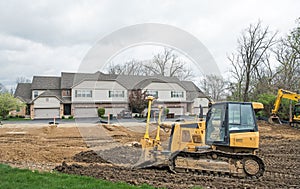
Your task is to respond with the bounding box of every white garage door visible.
[105,107,125,116]
[75,108,98,118]
[193,107,209,116]
[168,107,184,115]
[35,108,60,119]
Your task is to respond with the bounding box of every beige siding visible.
[74,81,125,89]
[34,97,60,108]
[143,82,186,102]
[72,81,127,103]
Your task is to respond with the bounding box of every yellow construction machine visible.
[136,96,265,178]
[268,89,300,127]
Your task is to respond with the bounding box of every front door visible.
[63,104,71,115]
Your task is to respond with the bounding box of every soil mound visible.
[73,150,107,163]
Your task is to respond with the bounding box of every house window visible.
[46,98,49,102]
[171,91,184,98]
[146,90,158,98]
[62,90,71,97]
[75,90,92,98]
[109,90,124,98]
[34,91,38,98]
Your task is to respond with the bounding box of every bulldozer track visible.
[169,150,265,179]
[264,171,300,179]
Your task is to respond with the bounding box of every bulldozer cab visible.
[205,102,258,147]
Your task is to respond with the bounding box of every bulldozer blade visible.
[132,159,161,169]
[132,149,167,169]
[268,116,282,124]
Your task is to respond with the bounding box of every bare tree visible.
[273,18,300,91]
[146,48,194,80]
[200,74,228,101]
[107,60,147,76]
[16,77,31,84]
[287,18,300,55]
[229,21,277,101]
[228,54,245,101]
[250,55,277,98]
[0,83,7,94]
[107,48,194,80]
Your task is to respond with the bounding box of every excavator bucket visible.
[268,115,282,124]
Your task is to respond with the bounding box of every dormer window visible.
[62,90,71,97]
[75,90,92,97]
[146,90,158,98]
[171,91,184,98]
[109,90,124,98]
[34,91,38,98]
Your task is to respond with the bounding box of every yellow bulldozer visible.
[135,96,265,179]
[268,89,300,127]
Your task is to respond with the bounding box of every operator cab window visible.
[206,104,226,143]
[228,103,256,132]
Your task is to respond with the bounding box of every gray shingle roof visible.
[116,75,152,89]
[181,81,207,101]
[61,72,118,89]
[116,74,182,90]
[31,76,61,90]
[14,83,32,103]
[61,72,75,89]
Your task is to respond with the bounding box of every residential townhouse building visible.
[14,71,210,119]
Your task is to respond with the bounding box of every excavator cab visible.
[206,102,259,152]
[291,103,300,127]
[293,103,300,117]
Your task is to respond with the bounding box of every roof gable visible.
[61,72,118,89]
[14,83,32,103]
[32,90,63,103]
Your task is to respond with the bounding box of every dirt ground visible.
[0,121,300,188]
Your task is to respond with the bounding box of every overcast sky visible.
[0,0,299,89]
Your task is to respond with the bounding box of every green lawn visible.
[0,164,154,189]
